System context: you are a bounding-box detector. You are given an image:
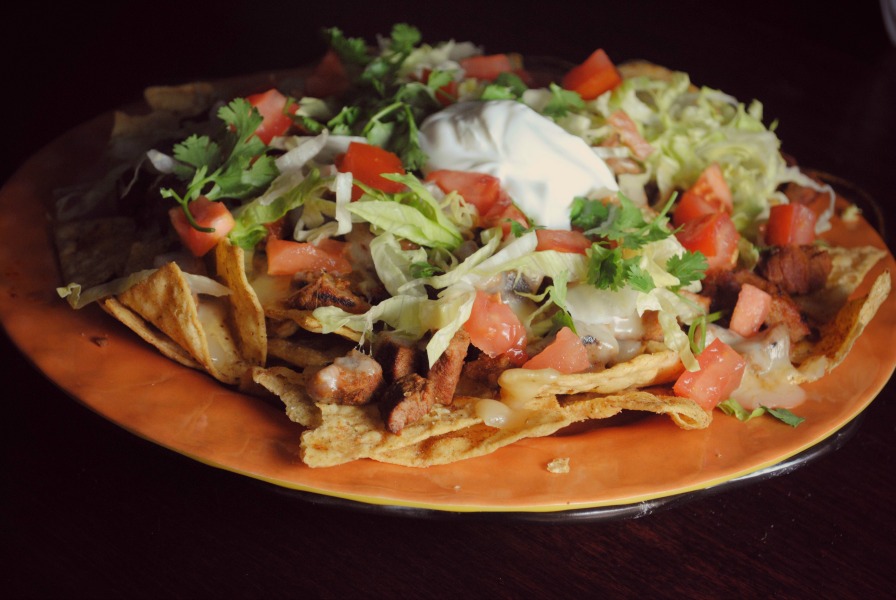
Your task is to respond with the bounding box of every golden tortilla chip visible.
[251,366,321,428]
[375,391,709,468]
[101,297,202,370]
[264,306,362,342]
[796,245,888,323]
[215,240,267,366]
[794,270,891,382]
[114,261,247,384]
[497,344,683,403]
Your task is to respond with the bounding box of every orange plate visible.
[1,110,894,516]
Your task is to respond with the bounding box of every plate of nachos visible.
[0,24,892,514]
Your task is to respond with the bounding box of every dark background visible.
[6,1,895,201]
[4,1,896,598]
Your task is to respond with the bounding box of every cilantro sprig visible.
[161,98,278,229]
[718,399,805,427]
[572,194,707,292]
[320,24,440,171]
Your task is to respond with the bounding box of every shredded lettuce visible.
[57,270,231,309]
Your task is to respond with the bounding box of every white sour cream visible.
[418,100,618,230]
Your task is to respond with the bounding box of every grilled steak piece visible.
[373,331,424,383]
[305,349,384,406]
[378,330,472,433]
[757,245,832,296]
[425,329,471,405]
[379,373,432,434]
[287,272,370,314]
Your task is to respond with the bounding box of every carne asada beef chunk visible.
[373,331,425,383]
[462,351,519,388]
[702,269,811,342]
[305,349,384,406]
[379,373,432,434]
[756,245,832,296]
[425,329,471,405]
[379,330,472,433]
[287,272,370,314]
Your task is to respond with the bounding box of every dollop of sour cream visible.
[418,100,618,230]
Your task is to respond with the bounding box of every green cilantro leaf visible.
[667,251,708,290]
[323,27,370,66]
[763,406,806,427]
[718,399,805,427]
[569,196,611,230]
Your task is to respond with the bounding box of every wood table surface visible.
[4,2,895,597]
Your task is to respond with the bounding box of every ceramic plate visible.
[1,101,894,518]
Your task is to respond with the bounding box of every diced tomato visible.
[765,203,817,246]
[561,49,622,100]
[336,142,406,200]
[673,163,732,226]
[169,197,235,257]
[266,238,352,276]
[485,201,530,238]
[673,191,719,227]
[463,290,527,358]
[675,212,740,272]
[729,283,772,337]
[425,170,504,216]
[304,50,351,98]
[246,89,295,145]
[607,110,654,161]
[673,338,747,410]
[460,54,517,81]
[522,327,591,374]
[535,229,592,254]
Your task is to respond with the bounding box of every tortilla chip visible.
[561,390,711,430]
[54,217,136,287]
[114,262,246,384]
[251,366,321,428]
[793,270,891,382]
[142,82,216,115]
[215,240,267,366]
[100,297,202,370]
[376,390,709,468]
[796,245,888,323]
[264,307,362,342]
[497,345,683,403]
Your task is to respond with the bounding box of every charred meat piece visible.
[379,373,432,434]
[374,331,424,383]
[305,349,384,406]
[287,272,370,314]
[425,329,471,405]
[757,245,832,296]
[378,330,471,433]
[462,351,518,388]
[702,270,811,343]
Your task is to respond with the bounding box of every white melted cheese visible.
[418,100,618,230]
[711,325,808,410]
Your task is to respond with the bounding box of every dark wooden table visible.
[4,2,895,597]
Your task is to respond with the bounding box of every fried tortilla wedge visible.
[497,343,683,404]
[375,391,709,468]
[101,241,267,385]
[793,269,891,382]
[215,240,267,366]
[254,341,706,468]
[264,307,363,343]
